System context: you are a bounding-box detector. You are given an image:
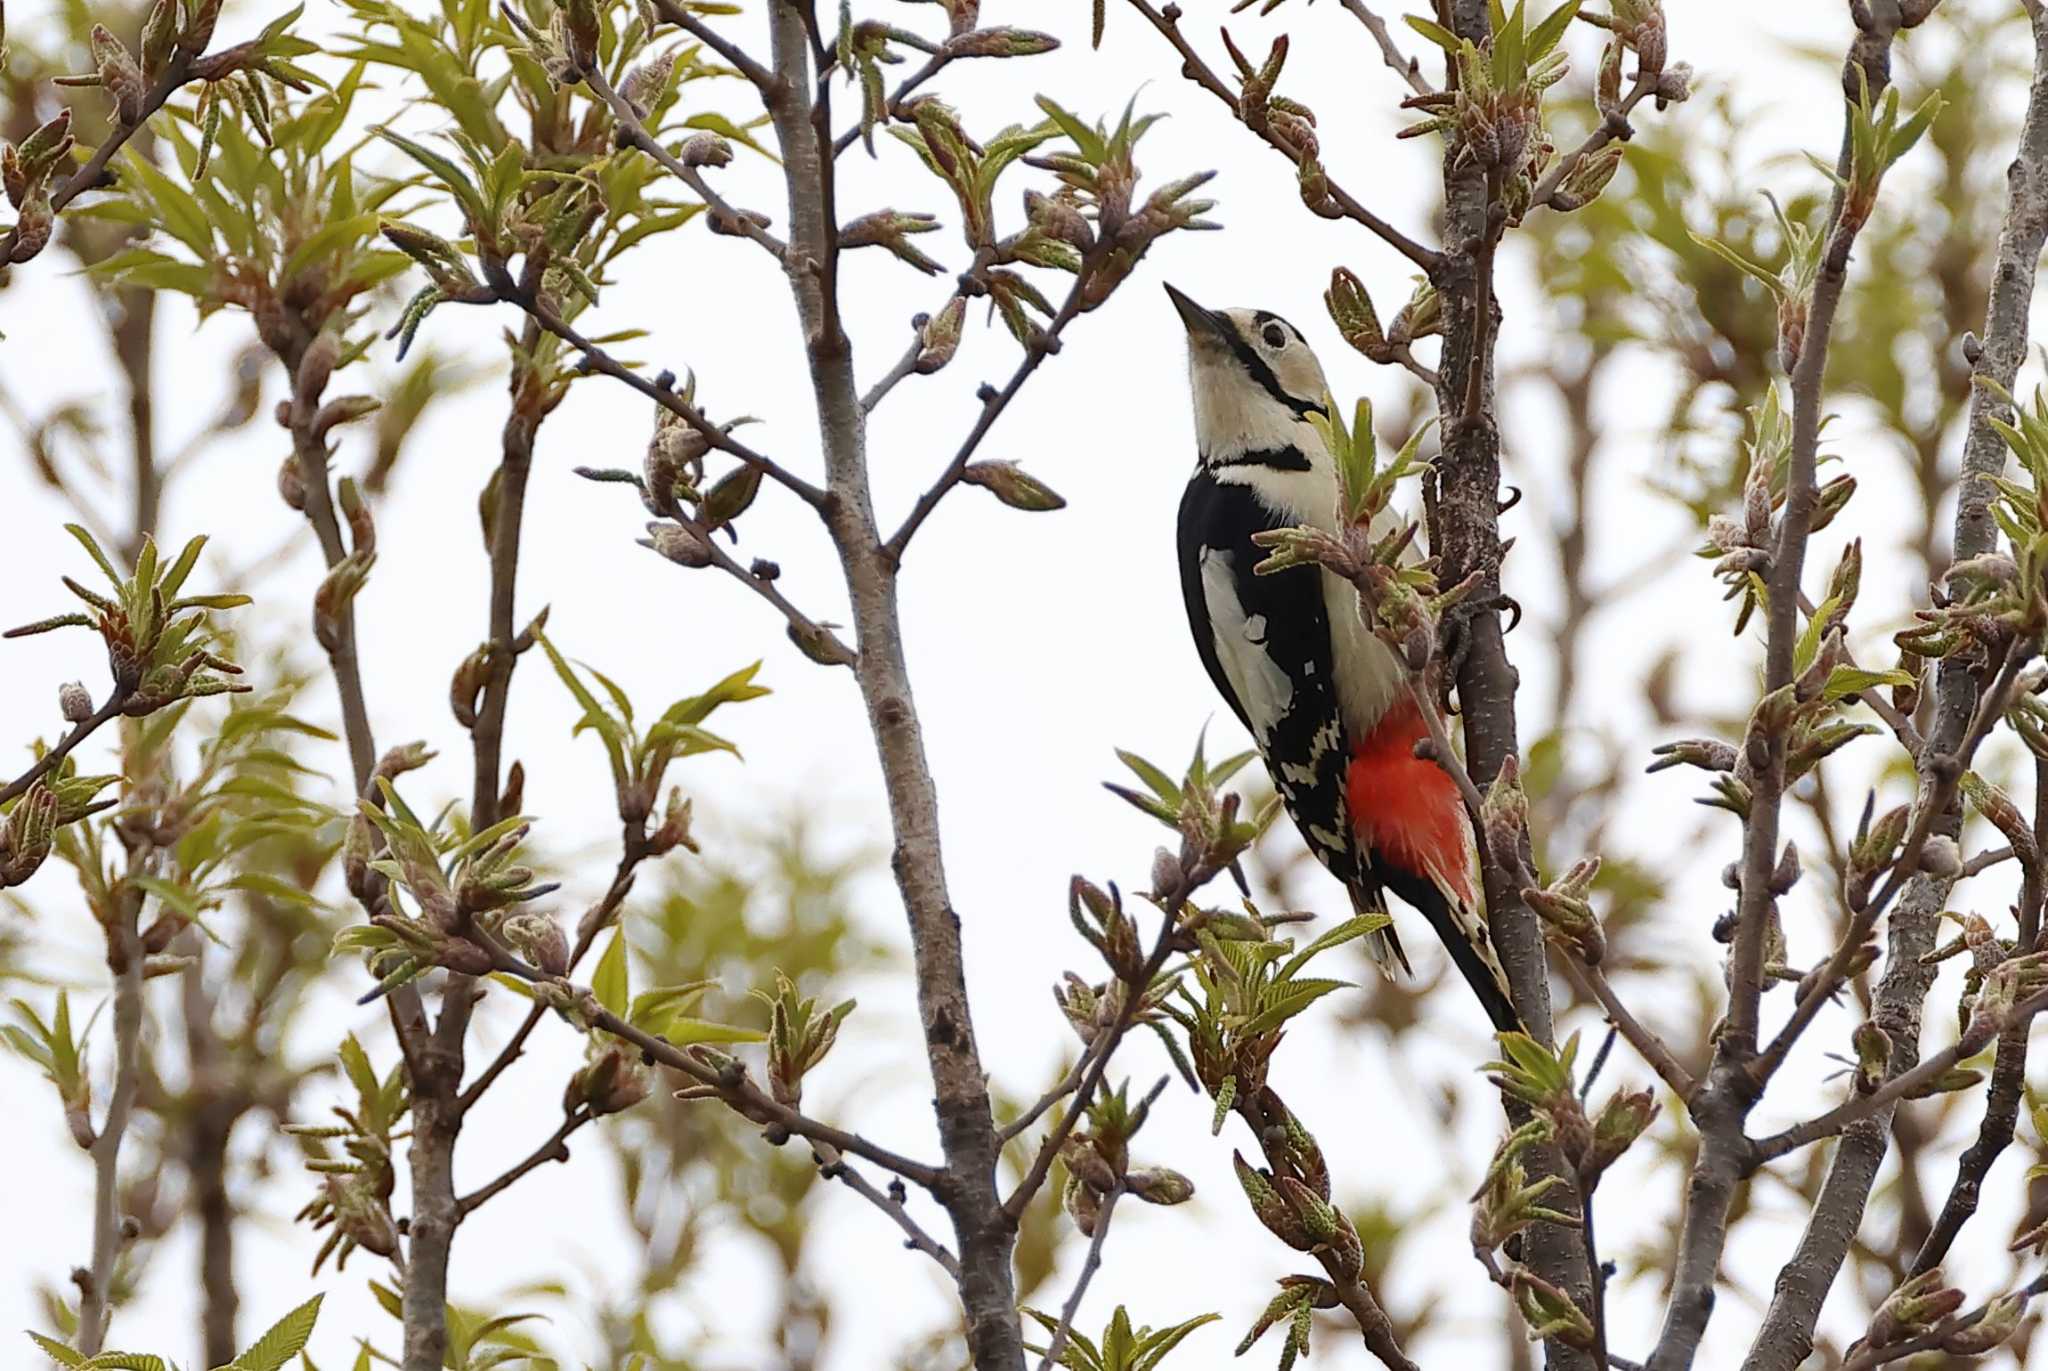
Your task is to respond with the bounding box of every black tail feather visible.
[1368,860,1521,1034]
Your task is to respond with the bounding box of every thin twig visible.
[459,838,643,1111]
[1752,985,2048,1165]
[1032,1182,1126,1371]
[1556,958,1695,1100]
[999,1046,1103,1147]
[1338,0,1434,96]
[457,1109,591,1216]
[1583,1192,1609,1371]
[0,692,131,806]
[0,57,193,265]
[831,50,953,157]
[819,1144,962,1280]
[506,290,829,510]
[883,262,1101,563]
[1838,1269,2048,1371]
[583,65,789,260]
[1527,80,1656,213]
[650,0,779,92]
[861,332,925,415]
[1962,844,2017,878]
[1002,871,1202,1222]
[1117,0,1443,274]
[488,940,943,1185]
[1753,642,2027,1082]
[76,917,145,1356]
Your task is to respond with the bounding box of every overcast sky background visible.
[5,0,2045,1367]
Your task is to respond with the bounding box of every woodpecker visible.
[1165,283,1517,1032]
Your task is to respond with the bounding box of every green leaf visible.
[1115,750,1181,806]
[338,1033,381,1106]
[1823,666,1913,703]
[1403,14,1465,53]
[1239,977,1352,1038]
[63,523,124,587]
[125,146,215,257]
[1278,913,1393,981]
[25,1332,85,1367]
[592,929,629,1018]
[230,1293,323,1371]
[1794,593,1840,674]
[1687,231,1786,300]
[487,972,536,1000]
[628,980,717,1029]
[375,126,486,223]
[536,631,629,785]
[1525,0,1580,61]
[665,1017,767,1045]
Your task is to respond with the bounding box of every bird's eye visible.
[1261,323,1288,348]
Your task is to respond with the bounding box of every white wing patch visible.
[1199,548,1293,743]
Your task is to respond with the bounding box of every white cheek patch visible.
[1199,549,1293,742]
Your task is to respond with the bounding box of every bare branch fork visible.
[1117,0,1443,273]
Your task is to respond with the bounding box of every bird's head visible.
[1165,283,1329,468]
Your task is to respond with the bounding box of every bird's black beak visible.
[1164,282,1229,346]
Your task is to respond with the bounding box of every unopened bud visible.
[1654,60,1692,108]
[676,132,732,168]
[1869,1269,1966,1348]
[1480,756,1529,867]
[639,520,714,568]
[915,296,966,374]
[1586,1087,1658,1182]
[1325,267,1384,356]
[1942,1294,2025,1356]
[1126,1166,1195,1205]
[58,682,92,723]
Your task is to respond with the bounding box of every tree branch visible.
[1031,1182,1126,1371]
[883,279,1091,564]
[650,0,780,92]
[831,50,954,157]
[0,56,193,266]
[583,65,790,260]
[504,289,828,510]
[819,1144,962,1280]
[1837,1268,2048,1371]
[456,1108,591,1216]
[1654,12,1909,1363]
[761,7,1022,1363]
[75,915,144,1356]
[1752,986,2048,1165]
[1555,957,1696,1100]
[0,691,131,806]
[1337,0,1433,97]
[459,836,644,1112]
[1116,0,1443,274]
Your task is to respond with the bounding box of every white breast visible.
[1216,429,1410,741]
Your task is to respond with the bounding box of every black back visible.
[1176,469,1362,894]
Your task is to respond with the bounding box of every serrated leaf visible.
[25,1332,85,1368]
[228,1293,323,1371]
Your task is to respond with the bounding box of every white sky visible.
[5,1,2045,1368]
